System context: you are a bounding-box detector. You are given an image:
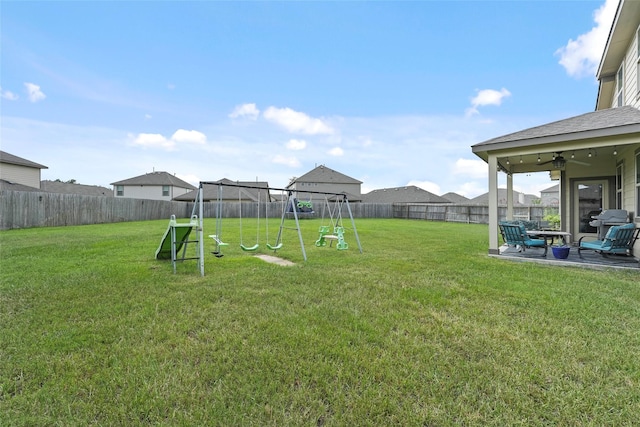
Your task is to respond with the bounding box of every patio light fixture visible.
[552,156,566,169]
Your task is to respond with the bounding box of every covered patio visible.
[471,106,640,268]
[496,243,639,271]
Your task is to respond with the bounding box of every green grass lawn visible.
[1,218,639,426]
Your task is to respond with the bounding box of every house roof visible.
[362,186,450,204]
[289,165,362,185]
[440,192,469,204]
[596,0,640,110]
[540,184,559,194]
[469,189,539,206]
[0,151,48,169]
[110,171,196,189]
[471,106,640,160]
[173,179,271,202]
[41,180,113,197]
[0,179,44,192]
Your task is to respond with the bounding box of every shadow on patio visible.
[493,244,640,271]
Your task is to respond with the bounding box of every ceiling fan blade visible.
[568,159,590,166]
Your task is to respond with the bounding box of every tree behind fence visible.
[0,190,554,229]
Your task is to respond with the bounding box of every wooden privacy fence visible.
[0,192,394,229]
[392,203,553,224]
[0,191,190,229]
[0,190,554,229]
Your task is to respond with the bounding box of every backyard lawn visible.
[1,218,639,426]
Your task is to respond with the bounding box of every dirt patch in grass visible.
[254,254,295,266]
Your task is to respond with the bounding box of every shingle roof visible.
[468,189,539,206]
[173,179,271,202]
[440,192,469,203]
[362,186,450,204]
[0,151,48,169]
[110,171,196,189]
[472,106,640,150]
[291,165,361,185]
[540,184,559,194]
[41,180,113,196]
[0,179,43,192]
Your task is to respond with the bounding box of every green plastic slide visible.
[155,215,198,260]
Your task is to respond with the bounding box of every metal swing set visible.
[188,181,362,276]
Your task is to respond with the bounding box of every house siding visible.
[0,163,41,189]
[115,185,192,201]
[618,25,640,109]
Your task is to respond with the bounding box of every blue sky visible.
[1,0,617,198]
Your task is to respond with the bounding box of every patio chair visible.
[578,223,639,258]
[499,222,548,257]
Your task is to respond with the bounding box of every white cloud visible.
[555,0,617,78]
[272,154,301,168]
[452,158,488,179]
[1,87,19,101]
[229,103,260,120]
[328,147,344,156]
[131,133,175,150]
[466,88,511,116]
[456,181,486,199]
[24,82,46,102]
[286,139,307,150]
[144,114,152,120]
[130,129,207,150]
[407,180,441,195]
[171,129,207,145]
[263,106,333,135]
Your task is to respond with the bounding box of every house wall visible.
[563,144,640,254]
[613,24,640,109]
[115,185,192,201]
[0,163,41,189]
[619,144,637,218]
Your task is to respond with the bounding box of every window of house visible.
[162,185,170,197]
[616,162,623,209]
[116,185,124,196]
[615,63,624,107]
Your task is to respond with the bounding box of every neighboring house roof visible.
[596,0,640,110]
[111,171,196,189]
[440,192,469,204]
[174,178,270,202]
[469,189,539,206]
[289,165,362,185]
[472,106,640,159]
[540,184,559,194]
[41,180,113,196]
[0,150,48,170]
[0,179,43,192]
[362,186,450,204]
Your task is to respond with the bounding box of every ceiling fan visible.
[539,152,590,168]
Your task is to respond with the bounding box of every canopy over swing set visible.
[178,181,362,276]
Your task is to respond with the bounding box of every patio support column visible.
[488,154,499,254]
[506,173,514,221]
